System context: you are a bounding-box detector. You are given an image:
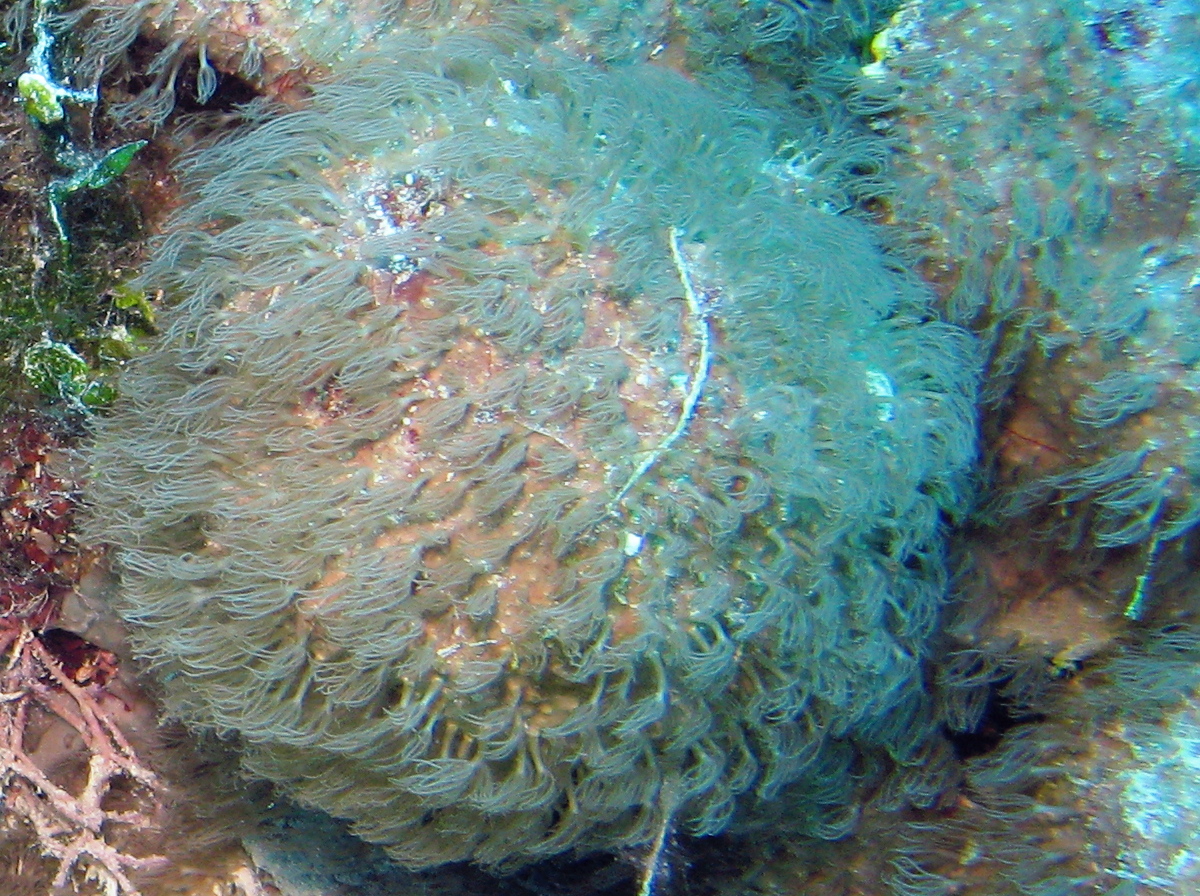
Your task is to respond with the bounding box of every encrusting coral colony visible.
[85,24,978,870]
[0,0,1197,895]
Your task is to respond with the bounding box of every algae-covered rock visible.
[84,32,978,869]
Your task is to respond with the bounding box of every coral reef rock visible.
[879,0,1200,569]
[83,32,979,869]
[889,626,1200,896]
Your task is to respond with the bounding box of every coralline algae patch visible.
[83,31,979,871]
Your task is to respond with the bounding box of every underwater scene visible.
[0,0,1196,893]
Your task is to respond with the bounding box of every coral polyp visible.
[83,33,978,869]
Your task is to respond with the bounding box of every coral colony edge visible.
[0,1,1197,895]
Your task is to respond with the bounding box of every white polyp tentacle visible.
[609,226,712,514]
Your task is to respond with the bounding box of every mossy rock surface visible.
[85,33,978,869]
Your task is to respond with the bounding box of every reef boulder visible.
[84,34,978,868]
